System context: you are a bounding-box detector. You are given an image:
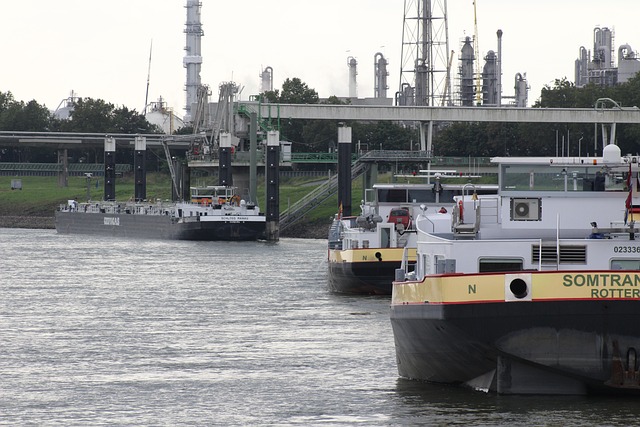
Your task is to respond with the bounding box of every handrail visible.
[0,162,131,172]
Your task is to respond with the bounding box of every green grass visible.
[0,172,493,221]
[0,173,341,221]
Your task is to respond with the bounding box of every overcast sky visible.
[2,1,638,118]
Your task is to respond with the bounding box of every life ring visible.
[458,200,464,222]
[218,197,225,205]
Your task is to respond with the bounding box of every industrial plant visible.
[183,0,536,136]
[575,26,640,88]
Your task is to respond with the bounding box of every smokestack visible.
[348,57,358,98]
[497,29,503,106]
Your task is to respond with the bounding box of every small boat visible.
[55,185,266,241]
[391,144,640,395]
[327,181,497,295]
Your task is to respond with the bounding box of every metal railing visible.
[0,163,131,176]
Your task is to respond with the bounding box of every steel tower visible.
[398,0,450,106]
[184,0,203,122]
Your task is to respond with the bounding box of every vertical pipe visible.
[497,29,503,106]
[104,137,116,201]
[265,131,280,241]
[337,126,353,217]
[134,136,147,201]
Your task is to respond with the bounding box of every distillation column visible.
[374,53,389,99]
[184,0,203,122]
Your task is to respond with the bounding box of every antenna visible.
[144,39,153,116]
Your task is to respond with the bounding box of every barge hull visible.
[55,211,265,241]
[391,300,640,394]
[328,259,400,294]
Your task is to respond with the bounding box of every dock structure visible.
[1,103,639,236]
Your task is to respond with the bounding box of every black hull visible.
[391,300,640,395]
[328,259,399,295]
[55,211,265,241]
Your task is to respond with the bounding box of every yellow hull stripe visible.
[328,248,416,264]
[392,271,640,304]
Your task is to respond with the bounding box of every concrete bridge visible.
[1,101,638,151]
[255,102,640,124]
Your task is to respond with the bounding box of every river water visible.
[2,228,640,426]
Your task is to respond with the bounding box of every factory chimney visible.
[496,29,503,107]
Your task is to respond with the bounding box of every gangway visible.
[279,161,367,232]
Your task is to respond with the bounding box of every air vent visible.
[511,198,540,221]
[532,245,587,264]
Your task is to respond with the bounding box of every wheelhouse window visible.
[501,164,622,192]
[377,189,407,203]
[611,259,640,270]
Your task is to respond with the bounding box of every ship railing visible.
[60,201,175,217]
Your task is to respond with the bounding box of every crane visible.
[442,50,455,106]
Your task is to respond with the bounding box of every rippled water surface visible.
[3,228,640,426]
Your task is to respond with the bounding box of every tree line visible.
[435,75,640,157]
[2,73,640,164]
[0,93,161,163]
[259,75,640,159]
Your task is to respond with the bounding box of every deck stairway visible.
[279,161,367,233]
[452,202,481,239]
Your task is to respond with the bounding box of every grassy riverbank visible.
[0,172,493,237]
